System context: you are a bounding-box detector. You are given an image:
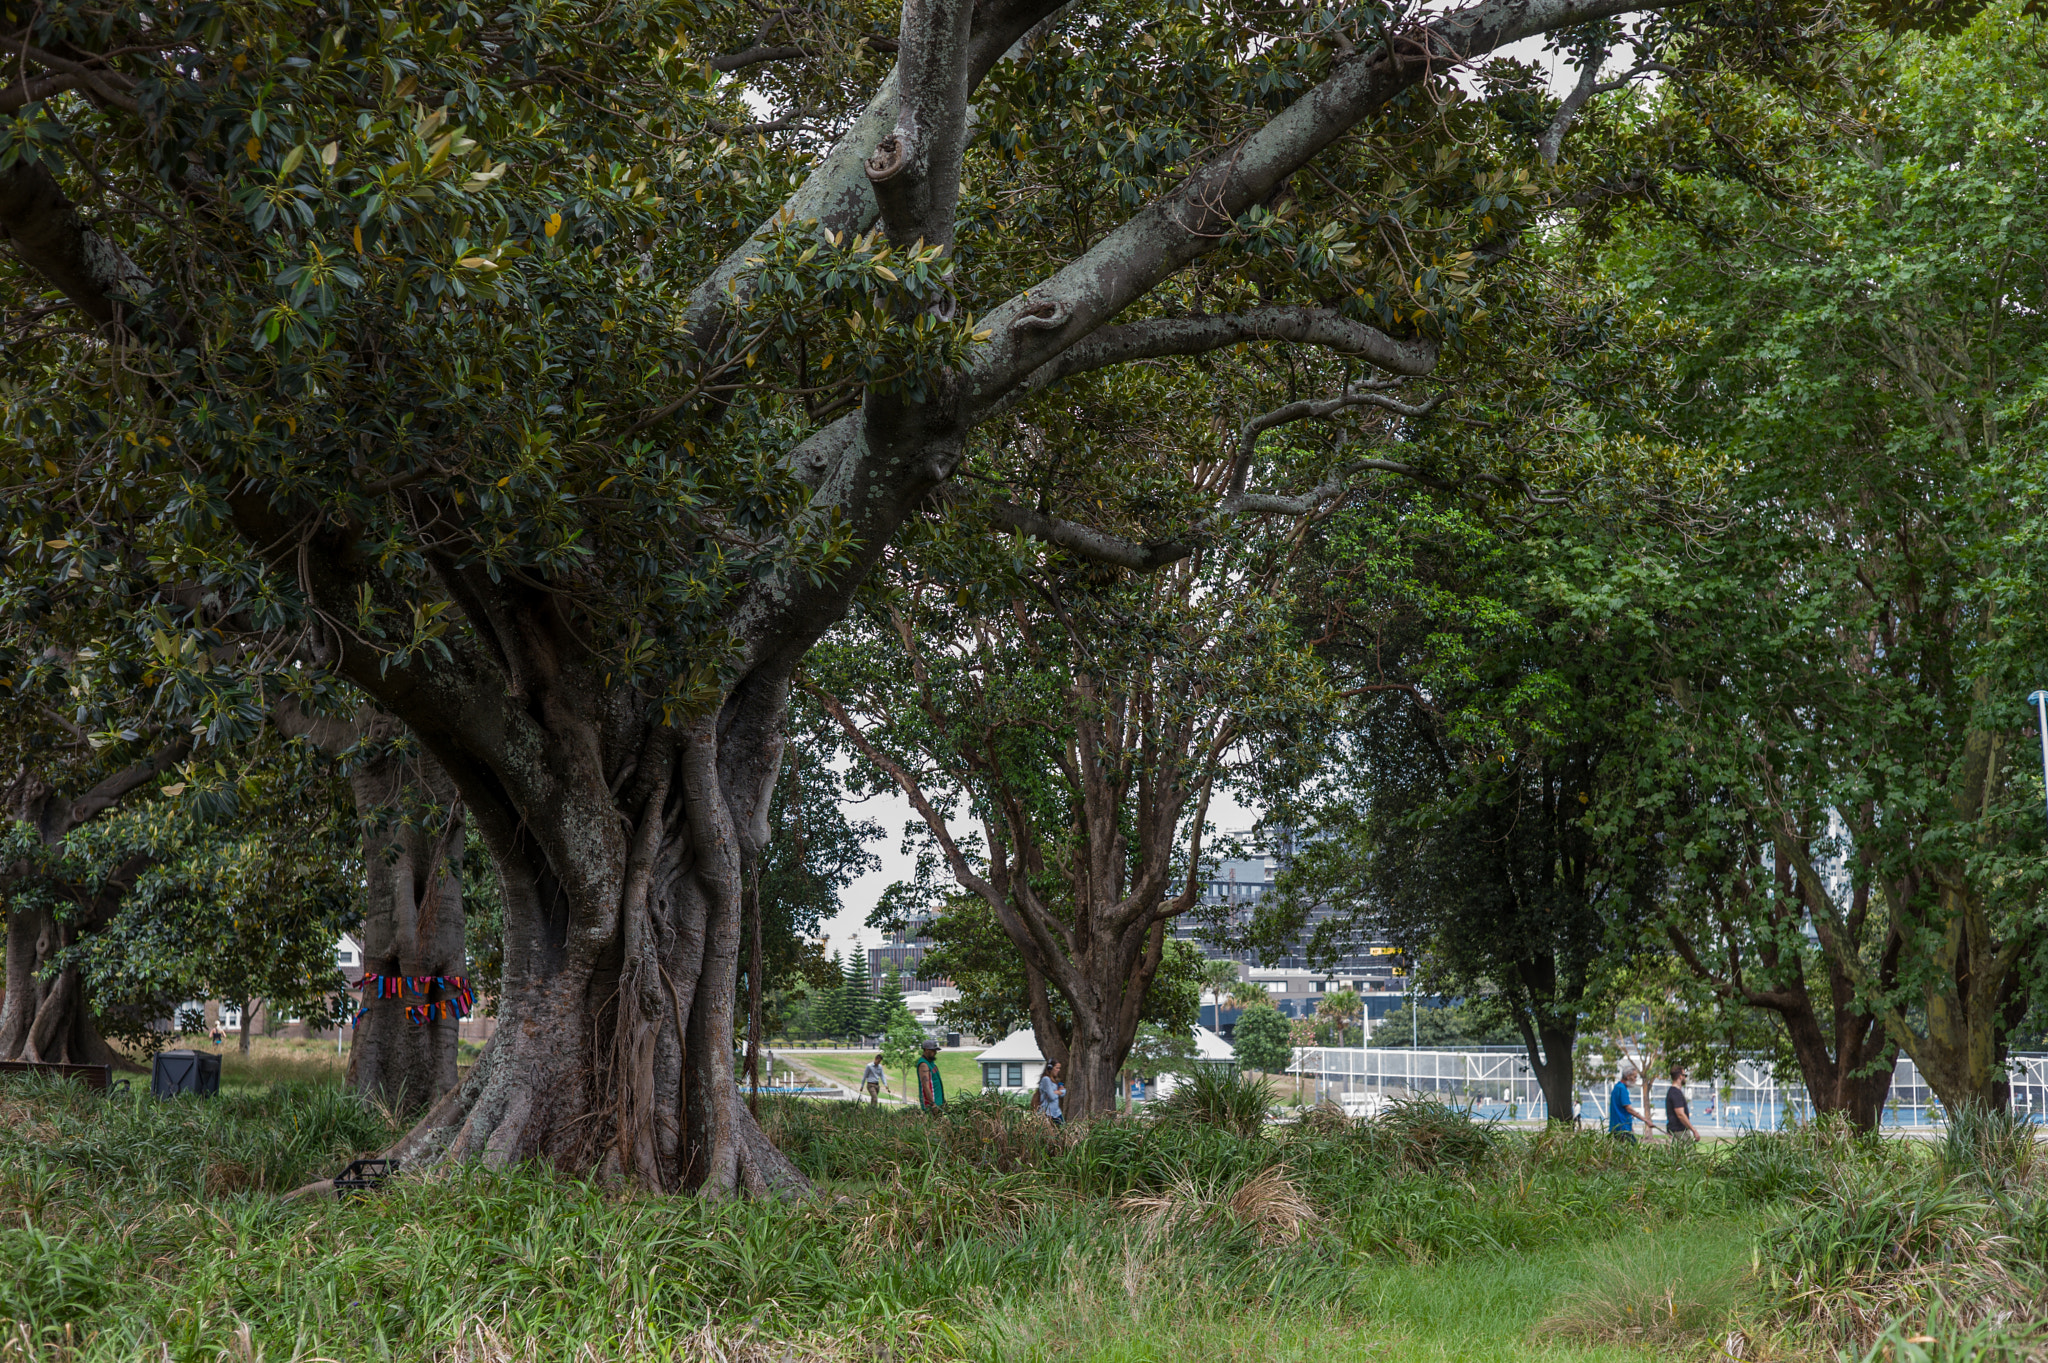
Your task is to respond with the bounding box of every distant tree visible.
[1232,1003,1294,1075]
[879,1003,927,1097]
[869,968,907,1038]
[1226,981,1272,1012]
[812,953,847,1040]
[839,952,874,1041]
[1374,1002,1520,1048]
[1320,989,1364,1046]
[1200,959,1241,1030]
[920,894,1206,1046]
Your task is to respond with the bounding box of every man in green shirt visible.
[915,1039,945,1111]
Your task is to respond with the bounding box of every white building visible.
[1151,1026,1237,1099]
[975,1028,1048,1093]
[901,987,959,1031]
[974,1025,1236,1097]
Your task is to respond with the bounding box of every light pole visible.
[2030,690,2048,824]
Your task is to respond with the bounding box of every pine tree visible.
[840,951,873,1041]
[816,952,847,1040]
[870,966,906,1038]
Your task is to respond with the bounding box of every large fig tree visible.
[2,0,1678,1190]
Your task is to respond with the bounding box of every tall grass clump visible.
[1758,1169,2031,1347]
[1150,1068,1273,1137]
[1938,1099,2038,1184]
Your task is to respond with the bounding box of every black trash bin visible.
[151,1049,221,1098]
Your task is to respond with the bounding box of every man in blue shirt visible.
[1608,1066,1658,1142]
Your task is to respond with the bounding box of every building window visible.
[1258,980,1285,993]
[338,951,356,966]
[1007,1062,1024,1087]
[983,1064,1002,1089]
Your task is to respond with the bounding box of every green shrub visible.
[1939,1100,2038,1183]
[1150,1068,1273,1137]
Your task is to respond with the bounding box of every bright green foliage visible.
[1596,5,2048,1108]
[877,1002,925,1094]
[1231,999,1295,1074]
[0,738,358,1052]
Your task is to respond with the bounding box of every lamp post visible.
[2030,690,2048,824]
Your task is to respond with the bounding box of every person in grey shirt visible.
[861,1055,885,1106]
[1036,1061,1065,1125]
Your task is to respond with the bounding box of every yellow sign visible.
[1369,946,1403,956]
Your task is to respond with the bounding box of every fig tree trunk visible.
[0,753,181,1067]
[378,696,808,1196]
[0,903,120,1066]
[345,731,467,1117]
[286,704,469,1118]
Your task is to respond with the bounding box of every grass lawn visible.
[786,1046,988,1103]
[3,1069,2039,1361]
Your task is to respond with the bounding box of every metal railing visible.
[1292,1047,2048,1129]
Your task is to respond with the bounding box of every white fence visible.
[1293,1047,2048,1129]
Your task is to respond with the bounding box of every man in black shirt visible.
[1666,1065,1701,1141]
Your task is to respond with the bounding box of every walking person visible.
[1608,1066,1658,1143]
[1666,1065,1701,1142]
[1035,1061,1065,1126]
[861,1053,886,1106]
[915,1039,946,1111]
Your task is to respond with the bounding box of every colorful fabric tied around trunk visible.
[354,974,474,1026]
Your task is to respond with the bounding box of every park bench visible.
[0,1059,128,1094]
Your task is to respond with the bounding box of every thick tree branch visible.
[1538,54,1608,165]
[0,160,152,331]
[1031,306,1440,392]
[986,501,1191,570]
[965,0,1641,406]
[1537,56,1661,164]
[65,739,189,830]
[0,37,140,113]
[682,0,1071,336]
[866,0,976,246]
[709,43,806,70]
[0,71,79,114]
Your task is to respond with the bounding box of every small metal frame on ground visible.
[334,1158,400,1200]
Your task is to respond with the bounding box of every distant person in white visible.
[1036,1061,1066,1125]
[862,1055,885,1106]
